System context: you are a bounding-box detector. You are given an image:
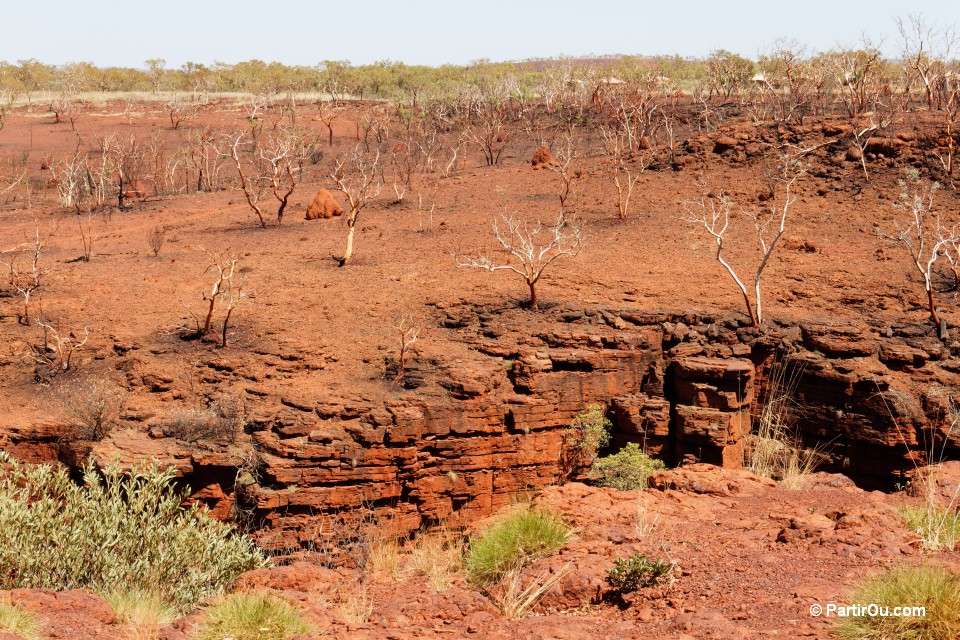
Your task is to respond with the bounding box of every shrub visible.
[0,600,42,640]
[590,443,665,491]
[836,563,960,640]
[464,507,571,585]
[564,404,611,475]
[606,553,674,593]
[898,504,960,553]
[194,592,311,640]
[165,393,246,442]
[0,452,266,611]
[55,376,127,440]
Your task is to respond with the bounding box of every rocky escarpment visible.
[6,305,960,554]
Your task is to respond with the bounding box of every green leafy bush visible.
[0,452,265,611]
[194,592,311,640]
[464,507,571,585]
[563,404,612,476]
[606,553,674,593]
[590,443,665,490]
[836,563,960,640]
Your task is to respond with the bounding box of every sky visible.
[2,0,957,68]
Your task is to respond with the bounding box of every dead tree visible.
[683,156,806,326]
[393,316,420,382]
[898,15,957,111]
[318,104,339,146]
[849,116,889,179]
[878,169,958,327]
[166,97,198,130]
[35,322,89,376]
[464,93,511,166]
[198,251,237,337]
[454,213,584,310]
[1,225,52,326]
[331,146,383,266]
[260,129,315,225]
[553,132,581,211]
[223,132,268,228]
[600,125,648,220]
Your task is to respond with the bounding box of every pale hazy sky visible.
[3,0,957,67]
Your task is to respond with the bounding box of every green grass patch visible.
[898,503,960,553]
[836,563,960,640]
[0,600,42,640]
[193,592,312,640]
[464,507,571,585]
[606,553,674,593]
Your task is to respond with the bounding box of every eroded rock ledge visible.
[4,305,958,554]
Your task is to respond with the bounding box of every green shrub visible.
[0,600,42,640]
[0,451,266,611]
[563,404,613,477]
[836,563,960,640]
[194,592,311,640]
[590,443,665,490]
[606,553,673,593]
[568,405,611,454]
[464,507,571,585]
[898,503,960,553]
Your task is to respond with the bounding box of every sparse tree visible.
[600,125,648,220]
[331,145,383,266]
[683,156,806,326]
[1,225,52,326]
[392,316,420,382]
[454,213,584,310]
[222,132,268,228]
[35,322,90,377]
[145,58,166,94]
[878,169,958,327]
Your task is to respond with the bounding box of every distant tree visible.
[705,50,755,98]
[897,15,957,110]
[145,59,166,93]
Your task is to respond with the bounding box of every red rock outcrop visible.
[9,305,959,556]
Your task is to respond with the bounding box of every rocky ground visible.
[2,101,960,639]
[2,464,958,639]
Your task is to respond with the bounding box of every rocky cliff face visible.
[6,305,959,555]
